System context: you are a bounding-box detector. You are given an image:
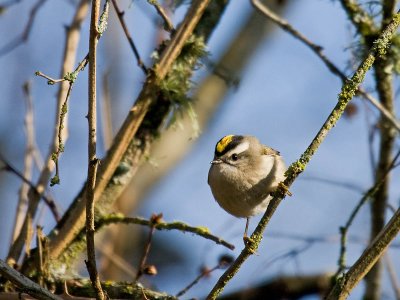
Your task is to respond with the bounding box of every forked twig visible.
[176,256,233,297]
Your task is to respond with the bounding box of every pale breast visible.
[208,163,273,217]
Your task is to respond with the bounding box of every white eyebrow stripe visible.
[225,141,249,156]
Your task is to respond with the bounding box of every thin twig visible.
[335,151,400,277]
[337,177,390,275]
[262,242,314,271]
[111,0,148,74]
[34,71,66,85]
[176,257,233,298]
[0,155,60,222]
[147,0,174,32]
[135,214,160,282]
[300,175,364,193]
[85,0,107,299]
[267,230,400,249]
[0,0,48,56]
[251,0,400,132]
[206,9,400,300]
[326,203,400,299]
[36,54,90,186]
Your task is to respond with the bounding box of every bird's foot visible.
[243,235,257,254]
[278,181,292,197]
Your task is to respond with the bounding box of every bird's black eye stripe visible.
[231,153,238,161]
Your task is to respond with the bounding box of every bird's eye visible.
[231,153,238,161]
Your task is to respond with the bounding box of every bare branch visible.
[251,0,400,132]
[336,148,400,276]
[327,204,400,299]
[147,0,174,32]
[85,0,107,298]
[176,256,233,298]
[135,213,160,282]
[111,0,148,74]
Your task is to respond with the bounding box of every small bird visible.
[208,135,287,241]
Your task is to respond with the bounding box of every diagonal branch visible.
[147,0,174,32]
[206,9,400,300]
[251,0,400,132]
[111,0,148,74]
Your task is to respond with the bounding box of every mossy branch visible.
[205,9,400,300]
[97,213,235,250]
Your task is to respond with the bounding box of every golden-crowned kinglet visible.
[208,135,287,239]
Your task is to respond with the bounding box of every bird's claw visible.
[243,235,257,254]
[278,182,292,196]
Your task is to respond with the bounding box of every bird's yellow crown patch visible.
[216,135,234,154]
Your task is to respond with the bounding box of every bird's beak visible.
[210,158,223,165]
